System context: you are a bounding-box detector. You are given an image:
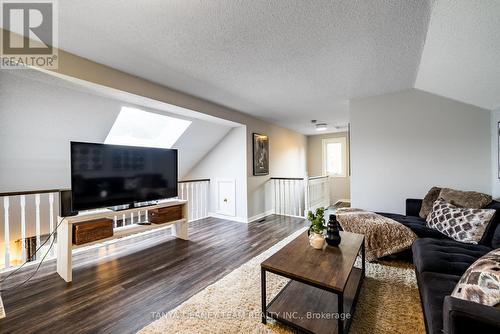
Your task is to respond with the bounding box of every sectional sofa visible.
[379,199,500,334]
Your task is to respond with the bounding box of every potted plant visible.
[307,207,326,249]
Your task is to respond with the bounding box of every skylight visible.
[105,107,191,149]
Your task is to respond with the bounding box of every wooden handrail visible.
[0,188,68,197]
[270,177,304,181]
[178,179,210,184]
[308,175,329,180]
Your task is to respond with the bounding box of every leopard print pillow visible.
[426,199,495,244]
[452,248,500,307]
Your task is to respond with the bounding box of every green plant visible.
[307,207,326,234]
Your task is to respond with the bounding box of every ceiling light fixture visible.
[316,123,327,131]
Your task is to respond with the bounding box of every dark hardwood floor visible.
[0,215,307,334]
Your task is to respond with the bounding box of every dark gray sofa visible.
[378,199,500,334]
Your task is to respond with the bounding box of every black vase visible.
[325,214,341,247]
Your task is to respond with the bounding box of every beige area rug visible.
[139,229,424,334]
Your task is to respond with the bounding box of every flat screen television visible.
[70,142,178,211]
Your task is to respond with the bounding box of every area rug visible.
[139,228,424,334]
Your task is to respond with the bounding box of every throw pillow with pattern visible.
[451,248,500,307]
[426,199,496,244]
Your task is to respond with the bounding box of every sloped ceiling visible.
[51,0,433,134]
[415,0,500,110]
[0,70,235,191]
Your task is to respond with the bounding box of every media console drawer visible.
[149,205,183,224]
[72,218,114,245]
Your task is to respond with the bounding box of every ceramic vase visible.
[309,231,325,249]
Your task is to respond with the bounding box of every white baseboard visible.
[208,212,248,224]
[0,293,5,319]
[248,209,275,223]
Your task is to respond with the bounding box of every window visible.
[322,137,347,177]
[105,107,191,149]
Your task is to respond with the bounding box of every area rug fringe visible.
[139,228,424,334]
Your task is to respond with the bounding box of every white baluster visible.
[145,209,149,224]
[198,182,201,219]
[285,180,289,215]
[292,180,297,216]
[206,182,209,218]
[274,180,278,215]
[130,212,134,225]
[298,180,303,217]
[190,183,194,221]
[35,194,41,255]
[20,195,27,262]
[304,177,310,216]
[113,215,117,228]
[122,213,126,226]
[3,197,10,268]
[138,211,142,224]
[197,182,201,220]
[49,193,55,257]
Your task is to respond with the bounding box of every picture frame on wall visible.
[253,133,269,176]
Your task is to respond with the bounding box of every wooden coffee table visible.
[261,231,365,334]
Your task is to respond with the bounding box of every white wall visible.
[351,89,491,214]
[185,126,248,221]
[491,108,500,199]
[0,71,233,192]
[307,132,350,204]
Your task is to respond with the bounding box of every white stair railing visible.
[270,178,305,218]
[1,189,61,271]
[270,175,331,218]
[304,175,330,215]
[178,179,210,222]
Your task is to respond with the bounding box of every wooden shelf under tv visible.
[56,199,189,282]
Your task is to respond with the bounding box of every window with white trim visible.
[322,137,347,177]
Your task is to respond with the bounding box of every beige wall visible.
[307,132,350,204]
[247,123,307,220]
[8,35,308,220]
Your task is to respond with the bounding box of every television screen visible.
[70,142,178,211]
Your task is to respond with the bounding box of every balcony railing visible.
[178,179,210,222]
[270,175,330,218]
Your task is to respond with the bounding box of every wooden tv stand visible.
[56,199,188,282]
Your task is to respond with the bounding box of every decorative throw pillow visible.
[426,199,496,244]
[439,188,492,209]
[451,248,500,307]
[419,186,442,218]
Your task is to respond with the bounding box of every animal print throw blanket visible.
[336,208,418,262]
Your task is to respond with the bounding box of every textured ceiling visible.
[415,0,500,110]
[51,0,433,134]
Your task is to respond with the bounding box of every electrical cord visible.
[0,217,66,292]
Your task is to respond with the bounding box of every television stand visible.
[107,204,132,211]
[56,199,188,282]
[107,200,160,211]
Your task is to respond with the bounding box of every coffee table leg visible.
[362,239,366,278]
[338,292,344,334]
[261,267,267,324]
